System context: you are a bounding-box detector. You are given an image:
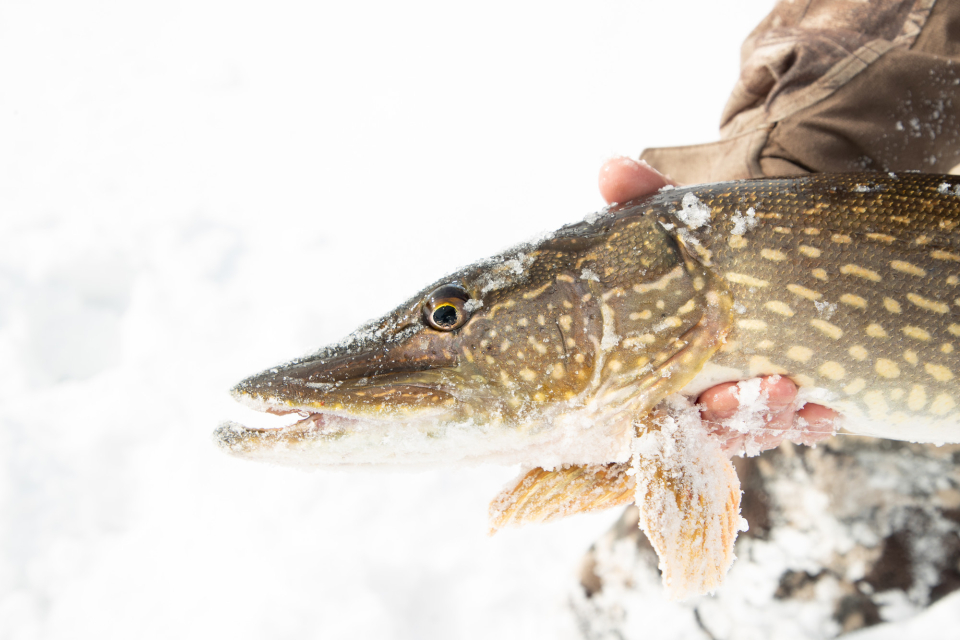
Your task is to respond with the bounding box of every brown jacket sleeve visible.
[641,0,960,183]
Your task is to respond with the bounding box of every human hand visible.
[598,157,838,456]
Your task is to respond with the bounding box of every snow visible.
[815,299,839,320]
[3,0,956,638]
[730,207,758,235]
[479,252,534,294]
[581,267,601,282]
[677,193,712,229]
[847,593,960,639]
[720,379,771,456]
[938,182,960,196]
[577,439,960,639]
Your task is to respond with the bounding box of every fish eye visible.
[423,284,471,331]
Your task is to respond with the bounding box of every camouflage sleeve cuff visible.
[641,0,960,183]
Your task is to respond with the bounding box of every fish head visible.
[216,206,718,468]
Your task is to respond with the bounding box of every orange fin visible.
[488,463,635,533]
[634,403,743,600]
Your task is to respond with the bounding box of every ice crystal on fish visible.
[677,193,711,229]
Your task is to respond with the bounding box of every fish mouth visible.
[219,378,456,433]
[215,368,637,469]
[215,410,356,449]
[214,374,471,465]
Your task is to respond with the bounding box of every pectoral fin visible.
[488,463,635,533]
[634,401,743,600]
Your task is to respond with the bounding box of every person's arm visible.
[640,0,960,183]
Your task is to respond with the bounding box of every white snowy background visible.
[2,1,958,638]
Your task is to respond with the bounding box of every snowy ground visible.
[2,1,957,638]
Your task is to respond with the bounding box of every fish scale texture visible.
[642,173,960,442]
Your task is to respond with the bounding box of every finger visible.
[758,375,798,411]
[700,376,800,453]
[797,403,839,426]
[795,403,840,445]
[760,401,801,438]
[697,381,742,421]
[598,157,676,205]
[697,376,840,455]
[699,376,798,418]
[760,376,837,443]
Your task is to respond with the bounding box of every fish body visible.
[217,172,960,598]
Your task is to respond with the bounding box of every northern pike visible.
[216,172,960,598]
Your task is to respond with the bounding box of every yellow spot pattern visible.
[787,284,822,301]
[765,301,795,317]
[902,326,932,341]
[932,250,960,262]
[866,324,888,338]
[840,294,867,309]
[749,356,788,376]
[848,345,869,360]
[931,394,956,415]
[875,359,900,378]
[728,236,748,249]
[925,363,954,382]
[677,299,697,315]
[844,378,866,395]
[863,390,889,419]
[819,361,846,380]
[908,385,927,411]
[787,346,814,363]
[890,260,927,277]
[725,272,769,287]
[810,319,843,339]
[840,264,882,282]
[907,293,950,314]
[737,319,767,330]
[761,248,788,262]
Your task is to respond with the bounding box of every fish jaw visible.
[218,354,515,468]
[216,358,642,469]
[214,406,639,470]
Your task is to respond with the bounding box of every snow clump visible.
[677,193,711,229]
[729,207,758,235]
[937,182,960,196]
